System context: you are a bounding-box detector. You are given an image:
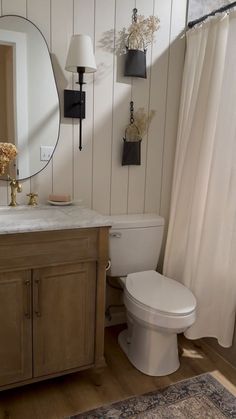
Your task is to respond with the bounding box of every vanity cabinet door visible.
[33,262,96,377]
[0,271,32,386]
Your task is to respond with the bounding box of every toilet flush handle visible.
[106,260,111,271]
[109,232,122,238]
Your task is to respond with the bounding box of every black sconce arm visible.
[64,67,86,150]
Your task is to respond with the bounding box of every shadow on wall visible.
[97,27,131,85]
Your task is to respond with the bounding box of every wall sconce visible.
[64,34,97,150]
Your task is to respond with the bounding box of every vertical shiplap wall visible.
[0,0,187,225]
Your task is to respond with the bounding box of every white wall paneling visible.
[110,0,134,215]
[2,0,26,15]
[51,0,73,198]
[0,0,188,222]
[127,0,154,214]
[144,0,172,214]
[92,0,115,214]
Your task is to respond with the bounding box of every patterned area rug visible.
[67,373,236,418]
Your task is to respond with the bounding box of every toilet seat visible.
[126,270,196,315]
[124,270,196,330]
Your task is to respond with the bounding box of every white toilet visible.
[108,213,197,377]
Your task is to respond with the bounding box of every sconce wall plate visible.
[64,90,85,119]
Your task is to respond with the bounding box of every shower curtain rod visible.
[188,1,236,28]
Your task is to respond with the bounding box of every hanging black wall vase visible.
[122,119,142,166]
[124,43,147,79]
[122,137,142,165]
[124,8,147,78]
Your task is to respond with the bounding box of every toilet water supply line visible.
[105,305,124,321]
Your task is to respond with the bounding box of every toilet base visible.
[118,320,180,376]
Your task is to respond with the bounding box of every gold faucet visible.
[8,176,22,207]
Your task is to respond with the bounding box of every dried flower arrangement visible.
[126,108,156,141]
[126,14,160,50]
[0,142,18,175]
[134,108,156,136]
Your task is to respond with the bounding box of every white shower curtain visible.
[164,11,236,347]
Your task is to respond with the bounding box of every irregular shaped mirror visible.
[0,15,60,180]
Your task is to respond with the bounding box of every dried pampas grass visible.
[125,108,156,141]
[134,108,156,137]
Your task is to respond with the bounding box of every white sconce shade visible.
[65,34,97,73]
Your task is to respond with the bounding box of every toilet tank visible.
[109,214,165,277]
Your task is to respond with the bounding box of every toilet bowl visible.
[108,213,197,376]
[119,270,196,376]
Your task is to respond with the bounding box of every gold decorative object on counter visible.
[0,142,17,176]
[8,176,22,207]
[27,193,38,206]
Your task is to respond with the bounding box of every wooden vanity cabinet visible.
[0,270,32,386]
[33,262,96,377]
[0,227,109,390]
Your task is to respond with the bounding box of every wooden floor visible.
[0,325,236,419]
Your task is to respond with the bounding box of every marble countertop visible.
[0,204,112,235]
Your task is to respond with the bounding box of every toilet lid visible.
[125,271,196,316]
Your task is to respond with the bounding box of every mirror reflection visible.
[0,15,60,180]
